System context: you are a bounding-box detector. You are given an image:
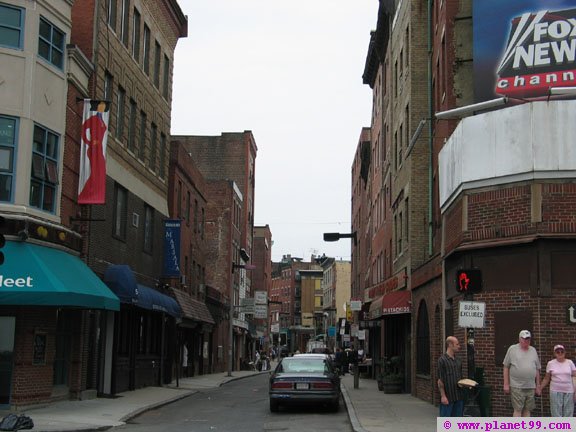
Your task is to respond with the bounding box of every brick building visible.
[167,142,216,377]
[172,132,258,371]
[70,0,187,394]
[0,0,121,408]
[253,225,273,349]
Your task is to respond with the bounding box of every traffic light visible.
[456,269,482,294]
[0,216,5,265]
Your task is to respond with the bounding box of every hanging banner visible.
[163,219,181,277]
[78,99,110,204]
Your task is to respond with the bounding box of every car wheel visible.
[270,399,279,412]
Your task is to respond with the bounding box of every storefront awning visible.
[0,241,119,311]
[369,290,411,319]
[103,264,181,318]
[169,287,214,325]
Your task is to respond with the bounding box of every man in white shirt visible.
[503,330,542,417]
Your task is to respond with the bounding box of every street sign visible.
[458,301,486,328]
[254,304,267,319]
[240,297,254,314]
[255,291,268,305]
[271,323,280,333]
[350,300,362,311]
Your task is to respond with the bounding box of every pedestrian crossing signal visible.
[456,269,482,293]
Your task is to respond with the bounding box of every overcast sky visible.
[171,1,378,262]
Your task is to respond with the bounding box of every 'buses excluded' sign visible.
[458,301,486,329]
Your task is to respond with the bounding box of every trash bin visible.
[477,386,492,417]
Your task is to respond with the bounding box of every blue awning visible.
[0,241,119,311]
[104,265,181,318]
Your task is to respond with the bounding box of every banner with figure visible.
[78,99,110,204]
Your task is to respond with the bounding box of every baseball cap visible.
[519,330,531,339]
[554,344,565,351]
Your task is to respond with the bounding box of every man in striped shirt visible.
[438,336,464,416]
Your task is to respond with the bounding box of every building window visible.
[0,116,17,202]
[104,71,113,101]
[153,41,161,88]
[162,54,170,98]
[38,17,65,69]
[0,3,24,49]
[139,110,146,160]
[143,204,153,253]
[416,300,430,375]
[143,24,150,75]
[120,0,130,47]
[116,86,125,138]
[185,191,190,225]
[107,0,117,32]
[194,199,198,233]
[149,122,157,170]
[159,132,166,178]
[201,207,205,239]
[113,183,127,239]
[30,124,59,212]
[132,8,140,62]
[128,98,136,152]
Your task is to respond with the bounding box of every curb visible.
[341,383,370,432]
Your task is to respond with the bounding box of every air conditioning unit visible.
[179,275,186,285]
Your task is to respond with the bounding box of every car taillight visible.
[271,382,293,389]
[312,382,334,389]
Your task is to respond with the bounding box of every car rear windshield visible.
[279,359,329,373]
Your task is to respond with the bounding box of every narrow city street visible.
[115,374,351,432]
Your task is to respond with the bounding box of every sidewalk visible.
[3,368,437,432]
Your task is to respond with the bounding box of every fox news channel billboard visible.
[474,0,576,101]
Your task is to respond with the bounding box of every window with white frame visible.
[30,124,59,212]
[0,3,24,49]
[0,115,17,202]
[38,17,65,69]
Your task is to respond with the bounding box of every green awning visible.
[0,241,119,311]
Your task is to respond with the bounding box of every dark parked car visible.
[268,354,341,412]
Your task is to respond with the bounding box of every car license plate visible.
[296,383,309,390]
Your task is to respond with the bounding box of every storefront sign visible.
[163,220,181,277]
[474,1,576,101]
[0,276,33,288]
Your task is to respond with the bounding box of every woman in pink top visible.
[541,344,576,416]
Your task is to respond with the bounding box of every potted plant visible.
[377,356,404,393]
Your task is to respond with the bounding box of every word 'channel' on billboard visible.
[474,1,576,102]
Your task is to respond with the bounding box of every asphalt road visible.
[116,373,352,432]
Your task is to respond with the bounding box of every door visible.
[0,317,16,407]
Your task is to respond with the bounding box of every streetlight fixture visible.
[228,248,251,377]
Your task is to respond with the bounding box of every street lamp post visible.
[323,231,359,389]
[228,248,251,377]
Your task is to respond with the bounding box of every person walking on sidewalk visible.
[437,336,464,417]
[503,330,542,417]
[540,344,576,417]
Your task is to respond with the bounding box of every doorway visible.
[0,317,16,407]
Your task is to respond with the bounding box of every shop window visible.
[416,300,430,375]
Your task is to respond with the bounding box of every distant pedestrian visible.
[437,336,464,417]
[540,344,576,417]
[334,348,344,375]
[503,330,542,417]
